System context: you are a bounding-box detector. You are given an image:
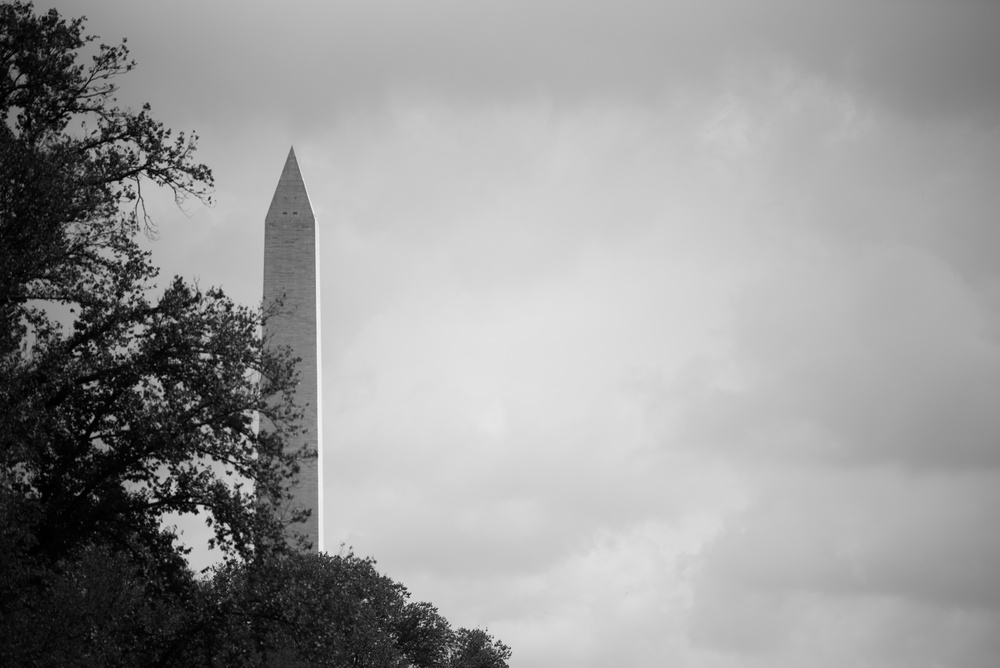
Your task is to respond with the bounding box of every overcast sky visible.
[46,1,1000,666]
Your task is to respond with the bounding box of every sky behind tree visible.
[46,1,1000,665]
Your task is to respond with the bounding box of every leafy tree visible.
[0,4,512,666]
[203,552,417,666]
[397,601,455,668]
[0,0,307,567]
[0,10,311,662]
[187,551,508,668]
[448,628,513,668]
[0,542,178,667]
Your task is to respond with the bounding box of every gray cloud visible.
[40,1,1000,665]
[56,0,1000,131]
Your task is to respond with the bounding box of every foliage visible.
[0,0,211,350]
[183,551,509,668]
[448,628,513,668]
[0,4,309,661]
[0,0,307,573]
[0,541,182,667]
[0,4,511,666]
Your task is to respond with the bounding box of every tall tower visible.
[263,147,323,553]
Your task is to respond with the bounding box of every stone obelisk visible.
[263,147,322,553]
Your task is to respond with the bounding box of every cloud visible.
[39,0,1000,664]
[675,245,1000,469]
[687,467,1000,667]
[306,68,1000,665]
[58,0,1000,130]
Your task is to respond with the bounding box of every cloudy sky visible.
[47,1,1000,665]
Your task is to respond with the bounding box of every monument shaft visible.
[263,147,322,552]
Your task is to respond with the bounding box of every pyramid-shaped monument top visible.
[267,147,314,219]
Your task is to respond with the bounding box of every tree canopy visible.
[0,3,510,665]
[194,551,512,668]
[0,0,306,571]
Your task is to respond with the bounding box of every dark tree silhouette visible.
[0,8,309,661]
[0,4,510,666]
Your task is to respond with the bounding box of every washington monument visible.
[263,147,323,552]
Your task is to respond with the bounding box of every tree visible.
[0,542,177,667]
[0,0,307,613]
[0,5,512,666]
[186,551,508,668]
[448,628,513,668]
